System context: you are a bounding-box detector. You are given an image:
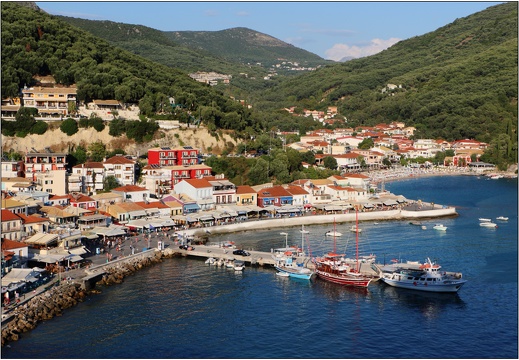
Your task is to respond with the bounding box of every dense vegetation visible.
[254,3,517,138]
[1,2,517,170]
[165,27,330,69]
[56,17,269,78]
[1,2,256,132]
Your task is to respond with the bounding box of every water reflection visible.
[314,279,371,302]
[379,283,466,319]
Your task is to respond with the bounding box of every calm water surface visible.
[3,176,517,359]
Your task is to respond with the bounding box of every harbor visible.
[1,175,517,359]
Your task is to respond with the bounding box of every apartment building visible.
[21,85,77,117]
[103,156,136,186]
[24,149,67,179]
[147,147,199,167]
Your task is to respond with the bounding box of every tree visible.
[60,118,78,136]
[358,138,374,149]
[247,158,270,185]
[14,107,37,137]
[30,120,48,135]
[88,142,107,162]
[103,175,119,192]
[323,156,338,170]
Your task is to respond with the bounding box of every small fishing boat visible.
[272,229,315,280]
[433,224,447,231]
[379,257,467,293]
[349,225,362,233]
[205,257,216,265]
[496,216,509,221]
[479,218,492,222]
[225,258,235,268]
[480,222,498,228]
[325,230,342,237]
[276,271,290,277]
[421,225,427,230]
[233,260,245,271]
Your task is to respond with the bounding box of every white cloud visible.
[325,38,401,61]
[235,11,250,17]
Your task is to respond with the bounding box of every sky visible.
[36,1,502,61]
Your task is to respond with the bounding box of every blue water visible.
[3,176,517,359]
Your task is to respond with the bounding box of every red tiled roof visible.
[72,161,105,169]
[104,156,134,164]
[17,213,50,224]
[181,178,213,188]
[236,185,257,194]
[257,186,291,197]
[1,209,21,222]
[2,238,27,250]
[112,185,148,192]
[134,201,169,209]
[284,185,309,195]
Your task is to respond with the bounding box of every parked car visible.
[233,249,250,256]
[179,245,195,251]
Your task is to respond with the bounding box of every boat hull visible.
[380,277,466,293]
[275,265,314,280]
[315,270,372,287]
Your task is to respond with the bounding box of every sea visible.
[3,175,518,359]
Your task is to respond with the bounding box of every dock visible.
[177,244,381,277]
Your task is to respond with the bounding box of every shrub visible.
[60,118,78,136]
[30,121,49,135]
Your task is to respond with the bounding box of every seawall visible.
[177,207,458,237]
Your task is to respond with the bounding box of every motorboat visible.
[325,230,342,237]
[216,258,225,267]
[433,224,447,231]
[225,258,235,268]
[421,225,427,230]
[276,271,289,277]
[480,222,497,228]
[349,225,362,233]
[205,257,216,265]
[409,221,423,226]
[233,260,245,271]
[379,257,467,293]
[496,216,509,221]
[478,218,492,222]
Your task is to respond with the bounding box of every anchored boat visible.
[379,258,467,293]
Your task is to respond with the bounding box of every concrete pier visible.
[176,207,458,238]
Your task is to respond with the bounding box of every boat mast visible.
[333,217,337,253]
[355,207,359,272]
[301,225,305,256]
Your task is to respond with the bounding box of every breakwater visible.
[1,248,180,347]
[178,206,458,238]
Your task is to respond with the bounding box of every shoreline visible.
[1,171,513,347]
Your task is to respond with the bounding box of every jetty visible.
[177,244,381,278]
[175,206,458,239]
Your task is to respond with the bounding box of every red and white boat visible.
[313,213,373,288]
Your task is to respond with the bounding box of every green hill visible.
[1,2,257,133]
[254,2,517,147]
[165,27,330,69]
[55,16,268,78]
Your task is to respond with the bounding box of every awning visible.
[24,233,59,245]
[92,225,127,237]
[68,246,88,255]
[198,215,214,221]
[183,203,200,211]
[128,210,147,218]
[324,205,342,211]
[383,200,398,206]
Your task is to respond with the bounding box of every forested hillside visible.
[165,27,329,68]
[254,2,517,151]
[0,2,265,133]
[56,16,268,78]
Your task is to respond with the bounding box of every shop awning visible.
[24,233,59,245]
[183,203,200,211]
[68,246,88,255]
[128,210,147,218]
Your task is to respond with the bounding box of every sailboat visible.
[313,209,373,287]
[272,226,315,280]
